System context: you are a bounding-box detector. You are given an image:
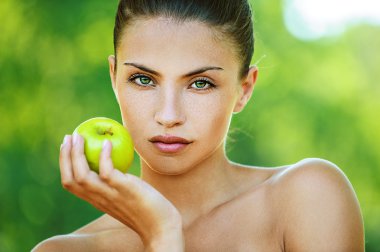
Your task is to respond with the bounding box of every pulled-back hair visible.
[113,0,254,79]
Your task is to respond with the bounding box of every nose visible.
[154,88,186,128]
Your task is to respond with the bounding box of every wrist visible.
[146,230,184,252]
[146,218,184,252]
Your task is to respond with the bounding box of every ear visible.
[108,55,119,103]
[233,65,258,113]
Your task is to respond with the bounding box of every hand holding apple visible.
[59,120,183,250]
[73,117,134,173]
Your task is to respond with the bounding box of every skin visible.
[33,17,364,251]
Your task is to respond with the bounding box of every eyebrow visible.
[123,62,224,78]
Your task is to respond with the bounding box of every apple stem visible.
[98,128,114,136]
[105,129,114,136]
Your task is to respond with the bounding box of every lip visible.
[149,135,192,153]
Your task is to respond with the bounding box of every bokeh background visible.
[1,0,379,251]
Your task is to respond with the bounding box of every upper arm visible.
[32,234,97,252]
[32,214,143,252]
[278,158,364,252]
[32,229,144,252]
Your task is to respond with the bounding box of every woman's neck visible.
[139,147,242,227]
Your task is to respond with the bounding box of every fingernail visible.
[102,140,110,150]
[73,133,79,144]
[63,135,69,145]
[60,135,69,150]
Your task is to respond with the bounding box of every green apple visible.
[73,117,134,173]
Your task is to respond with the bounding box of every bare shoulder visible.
[270,158,364,252]
[32,214,143,252]
[272,158,355,191]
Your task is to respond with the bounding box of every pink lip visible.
[149,135,192,153]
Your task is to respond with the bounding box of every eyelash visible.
[127,73,216,91]
[192,77,216,90]
[127,74,154,87]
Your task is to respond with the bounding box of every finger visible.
[60,136,121,213]
[81,169,118,196]
[99,140,114,181]
[59,135,74,189]
[71,133,91,184]
[98,140,132,188]
[106,171,141,194]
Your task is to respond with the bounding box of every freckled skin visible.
[33,17,364,252]
[113,18,243,176]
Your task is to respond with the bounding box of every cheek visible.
[117,88,154,138]
[187,92,235,143]
[117,84,237,149]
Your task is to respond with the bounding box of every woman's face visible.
[109,17,256,175]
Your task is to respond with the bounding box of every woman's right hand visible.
[59,134,184,251]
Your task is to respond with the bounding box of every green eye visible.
[193,80,208,89]
[139,76,151,85]
[128,74,153,87]
[191,79,215,90]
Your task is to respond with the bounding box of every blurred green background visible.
[0,0,379,251]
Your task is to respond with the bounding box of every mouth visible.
[149,135,192,153]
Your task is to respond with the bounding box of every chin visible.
[150,167,187,176]
[141,156,195,176]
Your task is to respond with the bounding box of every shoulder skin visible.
[273,158,364,252]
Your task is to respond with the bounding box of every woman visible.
[33,0,364,251]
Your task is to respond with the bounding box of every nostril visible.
[155,115,185,127]
[154,110,185,127]
[154,91,186,127]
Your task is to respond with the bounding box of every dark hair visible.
[113,0,254,79]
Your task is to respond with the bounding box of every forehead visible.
[117,17,240,75]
